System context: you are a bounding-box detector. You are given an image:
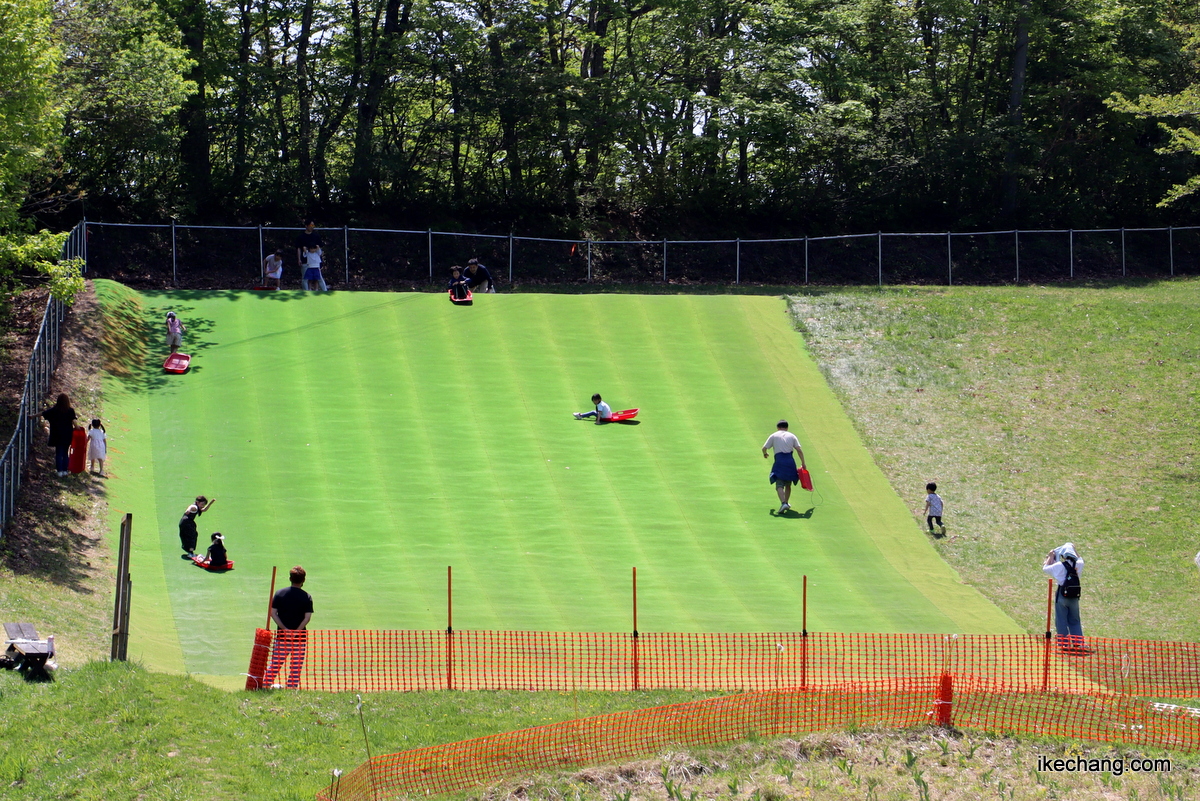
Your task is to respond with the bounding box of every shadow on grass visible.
[1,449,103,594]
[769,507,814,519]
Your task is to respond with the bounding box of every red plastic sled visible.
[449,288,473,305]
[163,353,191,373]
[191,555,234,571]
[251,286,278,291]
[68,427,88,474]
[605,408,639,422]
[798,467,814,491]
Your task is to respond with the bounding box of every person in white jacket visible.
[1043,542,1085,652]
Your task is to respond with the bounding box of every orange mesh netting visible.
[242,630,1200,800]
[315,686,1200,801]
[248,629,1200,697]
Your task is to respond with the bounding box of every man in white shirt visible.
[574,393,613,422]
[762,419,806,513]
[1042,543,1085,652]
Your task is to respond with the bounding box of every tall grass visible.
[788,280,1200,640]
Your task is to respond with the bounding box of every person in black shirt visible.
[205,533,228,569]
[178,495,215,557]
[32,394,77,476]
[266,565,314,688]
[464,258,495,292]
[294,220,323,288]
[448,266,470,300]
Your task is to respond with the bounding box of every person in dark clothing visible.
[265,565,314,689]
[205,533,228,568]
[448,266,470,300]
[463,258,495,292]
[178,495,215,557]
[294,220,322,281]
[33,394,78,476]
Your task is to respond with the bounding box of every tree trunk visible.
[349,0,412,209]
[1002,0,1031,217]
[176,0,211,216]
[295,0,316,206]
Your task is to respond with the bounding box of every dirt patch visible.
[0,282,113,664]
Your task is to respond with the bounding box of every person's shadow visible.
[770,507,813,519]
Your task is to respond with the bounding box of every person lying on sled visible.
[448,267,470,300]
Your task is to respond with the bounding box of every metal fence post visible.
[735,238,740,285]
[587,239,592,282]
[344,225,350,286]
[171,219,178,285]
[1169,227,1174,276]
[1015,229,1020,283]
[258,225,264,281]
[508,232,514,284]
[662,239,667,282]
[427,229,433,282]
[1069,229,1074,279]
[946,232,952,286]
[804,237,809,284]
[877,232,882,287]
[1121,228,1126,277]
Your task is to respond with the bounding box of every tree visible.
[1108,19,1200,206]
[0,0,61,230]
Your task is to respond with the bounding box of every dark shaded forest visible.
[9,0,1200,238]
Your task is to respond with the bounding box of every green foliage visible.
[0,230,83,303]
[34,0,1197,230]
[52,0,195,215]
[0,0,61,230]
[1108,20,1200,206]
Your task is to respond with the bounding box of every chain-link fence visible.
[80,221,1200,290]
[0,224,79,539]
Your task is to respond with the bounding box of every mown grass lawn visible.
[788,279,1200,640]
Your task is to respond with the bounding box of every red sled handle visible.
[799,467,814,491]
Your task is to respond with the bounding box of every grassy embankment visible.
[788,280,1200,641]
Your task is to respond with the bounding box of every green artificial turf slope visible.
[96,282,1019,678]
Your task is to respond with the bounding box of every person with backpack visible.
[1043,542,1085,653]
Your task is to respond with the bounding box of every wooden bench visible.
[3,622,54,672]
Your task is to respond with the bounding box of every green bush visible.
[0,229,83,303]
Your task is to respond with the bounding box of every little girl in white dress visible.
[87,418,107,476]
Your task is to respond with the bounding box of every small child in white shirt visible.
[87,418,107,476]
[922,482,945,535]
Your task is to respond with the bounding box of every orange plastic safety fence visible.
[315,686,1200,801]
[249,630,1200,698]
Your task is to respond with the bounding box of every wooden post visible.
[800,574,808,690]
[632,566,639,691]
[110,514,133,661]
[446,566,454,690]
[1042,578,1054,691]
[266,566,277,629]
